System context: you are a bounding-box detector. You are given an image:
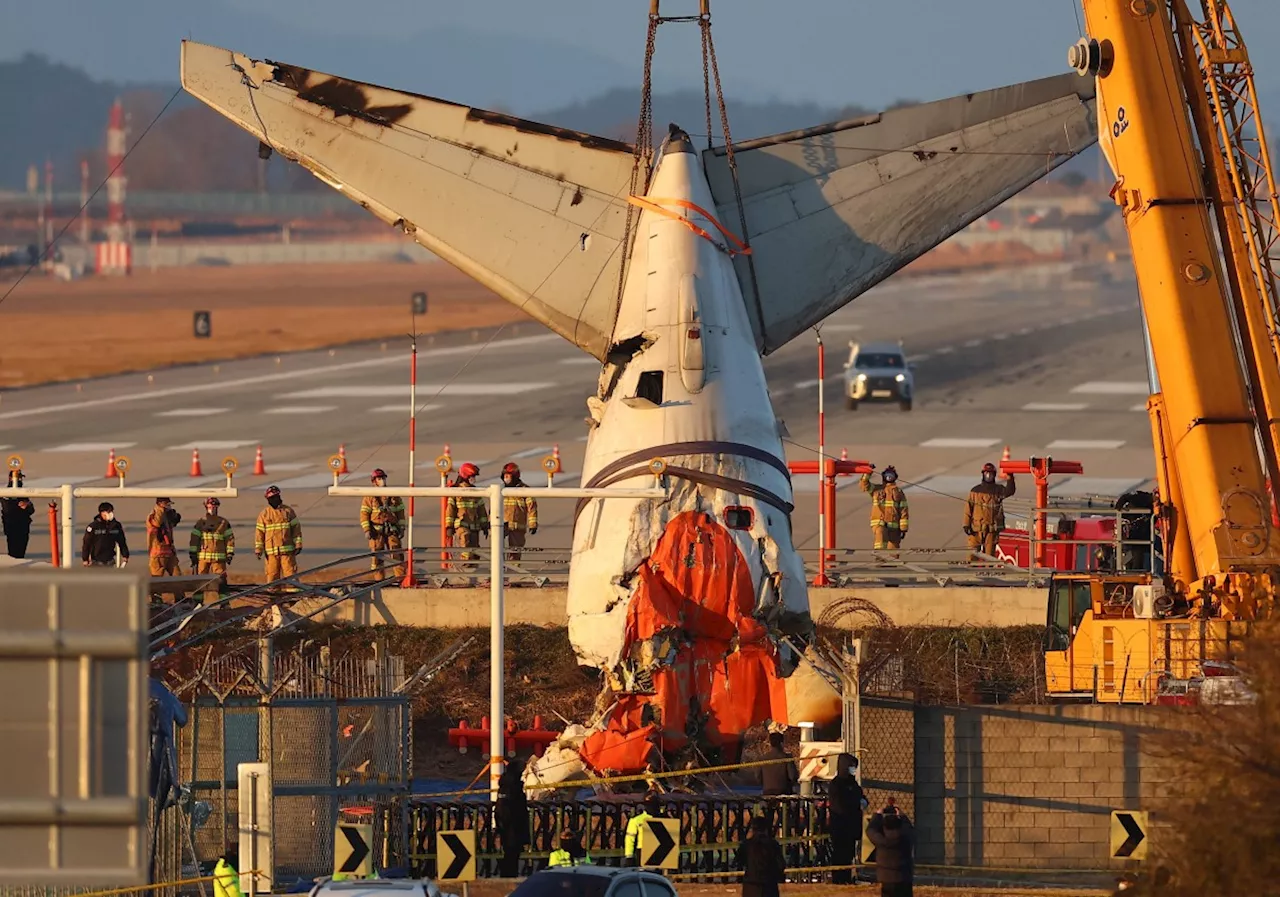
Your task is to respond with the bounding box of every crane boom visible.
[1044,0,1278,702]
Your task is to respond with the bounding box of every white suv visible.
[843,341,914,411]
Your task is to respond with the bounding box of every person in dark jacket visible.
[1,469,35,558]
[82,502,130,567]
[866,802,914,897]
[827,753,865,884]
[495,763,529,878]
[738,816,785,897]
[759,731,797,796]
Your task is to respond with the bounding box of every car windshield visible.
[509,873,613,897]
[855,353,904,369]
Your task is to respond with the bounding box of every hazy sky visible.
[3,0,1278,112]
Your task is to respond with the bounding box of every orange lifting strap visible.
[627,195,753,257]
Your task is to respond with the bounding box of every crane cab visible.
[1044,572,1253,704]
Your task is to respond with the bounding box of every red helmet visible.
[460,462,480,479]
[502,462,520,478]
[264,485,281,499]
[371,468,388,483]
[982,462,997,474]
[205,497,221,509]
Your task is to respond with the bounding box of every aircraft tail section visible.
[704,73,1099,354]
[179,40,637,360]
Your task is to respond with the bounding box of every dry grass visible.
[0,262,530,387]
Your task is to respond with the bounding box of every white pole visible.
[407,337,417,583]
[61,482,74,569]
[489,481,505,802]
[817,331,826,577]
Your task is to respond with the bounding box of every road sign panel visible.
[861,814,875,865]
[436,830,476,882]
[412,291,428,315]
[1110,810,1148,860]
[0,570,149,886]
[194,311,212,338]
[640,818,680,869]
[5,453,22,471]
[798,742,843,781]
[334,822,373,878]
[237,763,272,894]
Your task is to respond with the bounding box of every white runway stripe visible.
[906,476,979,496]
[920,437,1000,448]
[1070,381,1149,395]
[21,475,103,488]
[508,446,554,459]
[155,408,229,417]
[370,404,444,413]
[1023,403,1089,412]
[1046,439,1126,450]
[1049,476,1151,496]
[558,357,600,365]
[46,442,137,452]
[1131,403,1148,412]
[164,440,259,451]
[265,406,338,415]
[283,383,554,398]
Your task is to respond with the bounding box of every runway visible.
[1,263,1153,567]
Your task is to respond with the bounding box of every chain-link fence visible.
[168,642,411,882]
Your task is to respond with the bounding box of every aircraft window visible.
[855,353,904,369]
[724,506,753,530]
[636,371,664,405]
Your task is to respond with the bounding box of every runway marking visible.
[992,333,1009,340]
[46,442,137,452]
[818,323,863,333]
[907,354,930,363]
[963,339,983,348]
[268,473,348,489]
[1131,403,1148,412]
[21,475,103,488]
[284,383,554,398]
[920,437,1000,448]
[558,357,601,366]
[1023,402,1089,412]
[265,405,338,415]
[1016,327,1032,335]
[1050,476,1152,497]
[1070,381,1149,395]
[0,334,561,421]
[370,403,444,413]
[508,446,554,459]
[164,440,259,451]
[1047,439,1126,450]
[935,346,955,355]
[155,408,229,417]
[906,475,979,496]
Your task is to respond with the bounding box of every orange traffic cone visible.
[190,448,204,478]
[338,444,350,475]
[253,444,267,476]
[1001,445,1011,463]
[105,447,117,479]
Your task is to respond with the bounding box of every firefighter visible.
[963,462,1016,559]
[860,464,909,553]
[501,462,537,561]
[624,792,665,866]
[548,830,592,867]
[146,497,182,576]
[1,468,35,559]
[82,502,130,567]
[189,497,235,599]
[445,463,488,568]
[255,485,302,581]
[361,468,406,583]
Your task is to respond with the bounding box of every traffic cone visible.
[105,447,117,479]
[253,444,267,476]
[338,444,350,475]
[190,448,203,478]
[1002,445,1011,463]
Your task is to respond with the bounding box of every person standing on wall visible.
[1,468,35,559]
[255,485,302,582]
[361,468,406,582]
[963,462,1016,560]
[501,462,537,561]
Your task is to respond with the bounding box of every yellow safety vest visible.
[213,859,244,897]
[625,812,657,857]
[548,849,593,867]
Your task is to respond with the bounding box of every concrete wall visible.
[860,700,1176,870]
[291,585,1047,629]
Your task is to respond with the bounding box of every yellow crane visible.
[1045,0,1280,702]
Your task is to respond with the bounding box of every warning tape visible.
[71,870,264,897]
[411,751,846,798]
[626,195,753,256]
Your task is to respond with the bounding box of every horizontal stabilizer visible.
[180,40,638,360]
[703,73,1099,354]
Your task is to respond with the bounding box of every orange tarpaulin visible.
[580,511,789,774]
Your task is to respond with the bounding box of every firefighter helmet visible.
[882,465,898,482]
[460,462,480,479]
[264,485,282,499]
[205,497,221,509]
[371,468,388,483]
[502,462,520,478]
[982,462,997,474]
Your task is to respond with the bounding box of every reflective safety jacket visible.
[503,481,537,531]
[361,495,405,538]
[964,475,1017,532]
[860,474,909,531]
[255,505,302,556]
[624,811,659,858]
[446,482,488,531]
[548,849,592,867]
[190,514,235,563]
[146,507,179,558]
[213,859,244,897]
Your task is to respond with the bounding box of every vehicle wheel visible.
[900,399,912,412]
[847,397,858,410]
